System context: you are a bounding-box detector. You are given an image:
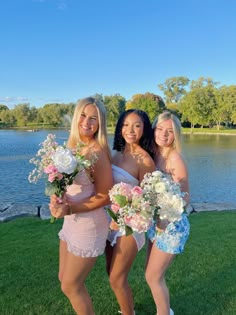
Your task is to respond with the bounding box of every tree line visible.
[1,76,236,129]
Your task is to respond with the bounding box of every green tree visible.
[0,104,9,125]
[179,77,219,128]
[190,76,219,89]
[28,106,39,124]
[0,109,17,126]
[196,86,217,127]
[12,103,31,126]
[179,85,217,128]
[0,104,9,111]
[179,91,199,128]
[158,76,190,106]
[39,103,74,126]
[104,94,126,127]
[213,85,236,128]
[126,93,166,122]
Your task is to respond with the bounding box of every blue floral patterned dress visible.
[147,213,190,254]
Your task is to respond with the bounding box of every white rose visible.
[155,182,166,193]
[152,170,163,178]
[52,146,77,174]
[172,194,185,210]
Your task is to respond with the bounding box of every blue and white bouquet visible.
[140,170,186,223]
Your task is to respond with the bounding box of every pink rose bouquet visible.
[28,134,92,222]
[106,182,156,235]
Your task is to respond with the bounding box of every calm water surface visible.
[0,130,235,205]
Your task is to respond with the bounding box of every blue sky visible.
[1,0,236,108]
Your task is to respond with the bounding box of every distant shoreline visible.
[1,127,236,136]
[182,131,236,136]
[108,127,236,136]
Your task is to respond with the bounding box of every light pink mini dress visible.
[58,170,109,257]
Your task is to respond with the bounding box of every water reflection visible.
[0,130,235,204]
[182,134,236,203]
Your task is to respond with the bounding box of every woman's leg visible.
[145,243,175,315]
[58,240,67,282]
[145,240,153,270]
[109,235,138,315]
[60,249,97,315]
[105,240,114,275]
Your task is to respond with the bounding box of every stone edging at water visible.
[0,202,236,223]
[0,203,51,223]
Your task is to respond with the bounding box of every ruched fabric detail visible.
[58,170,109,258]
[59,231,104,257]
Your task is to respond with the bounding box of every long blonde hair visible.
[67,97,111,160]
[153,111,182,153]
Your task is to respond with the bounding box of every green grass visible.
[1,211,236,315]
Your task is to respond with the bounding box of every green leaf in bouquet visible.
[106,207,118,223]
[44,184,59,224]
[114,195,128,207]
[45,184,58,197]
[50,216,56,223]
[125,225,133,236]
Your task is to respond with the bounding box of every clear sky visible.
[1,0,236,108]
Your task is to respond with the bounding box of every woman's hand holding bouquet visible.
[28,134,92,222]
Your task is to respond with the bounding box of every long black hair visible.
[113,109,154,158]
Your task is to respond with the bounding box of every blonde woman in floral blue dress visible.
[145,111,190,315]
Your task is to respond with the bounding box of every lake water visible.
[0,130,235,205]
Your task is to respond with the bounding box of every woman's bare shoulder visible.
[85,143,109,162]
[168,150,185,163]
[167,150,188,175]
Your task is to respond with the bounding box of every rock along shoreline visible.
[0,202,236,223]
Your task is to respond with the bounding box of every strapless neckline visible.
[112,164,139,185]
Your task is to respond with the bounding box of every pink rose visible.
[44,165,58,174]
[56,173,63,180]
[48,173,57,183]
[131,186,143,196]
[125,213,152,233]
[111,203,120,213]
[119,182,133,197]
[124,216,132,224]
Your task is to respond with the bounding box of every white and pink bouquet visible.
[106,182,156,235]
[28,134,92,222]
[140,170,186,223]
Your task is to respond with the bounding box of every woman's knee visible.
[145,269,163,288]
[109,272,126,291]
[61,280,70,297]
[61,279,82,298]
[145,268,152,286]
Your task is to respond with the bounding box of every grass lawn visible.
[0,211,236,315]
